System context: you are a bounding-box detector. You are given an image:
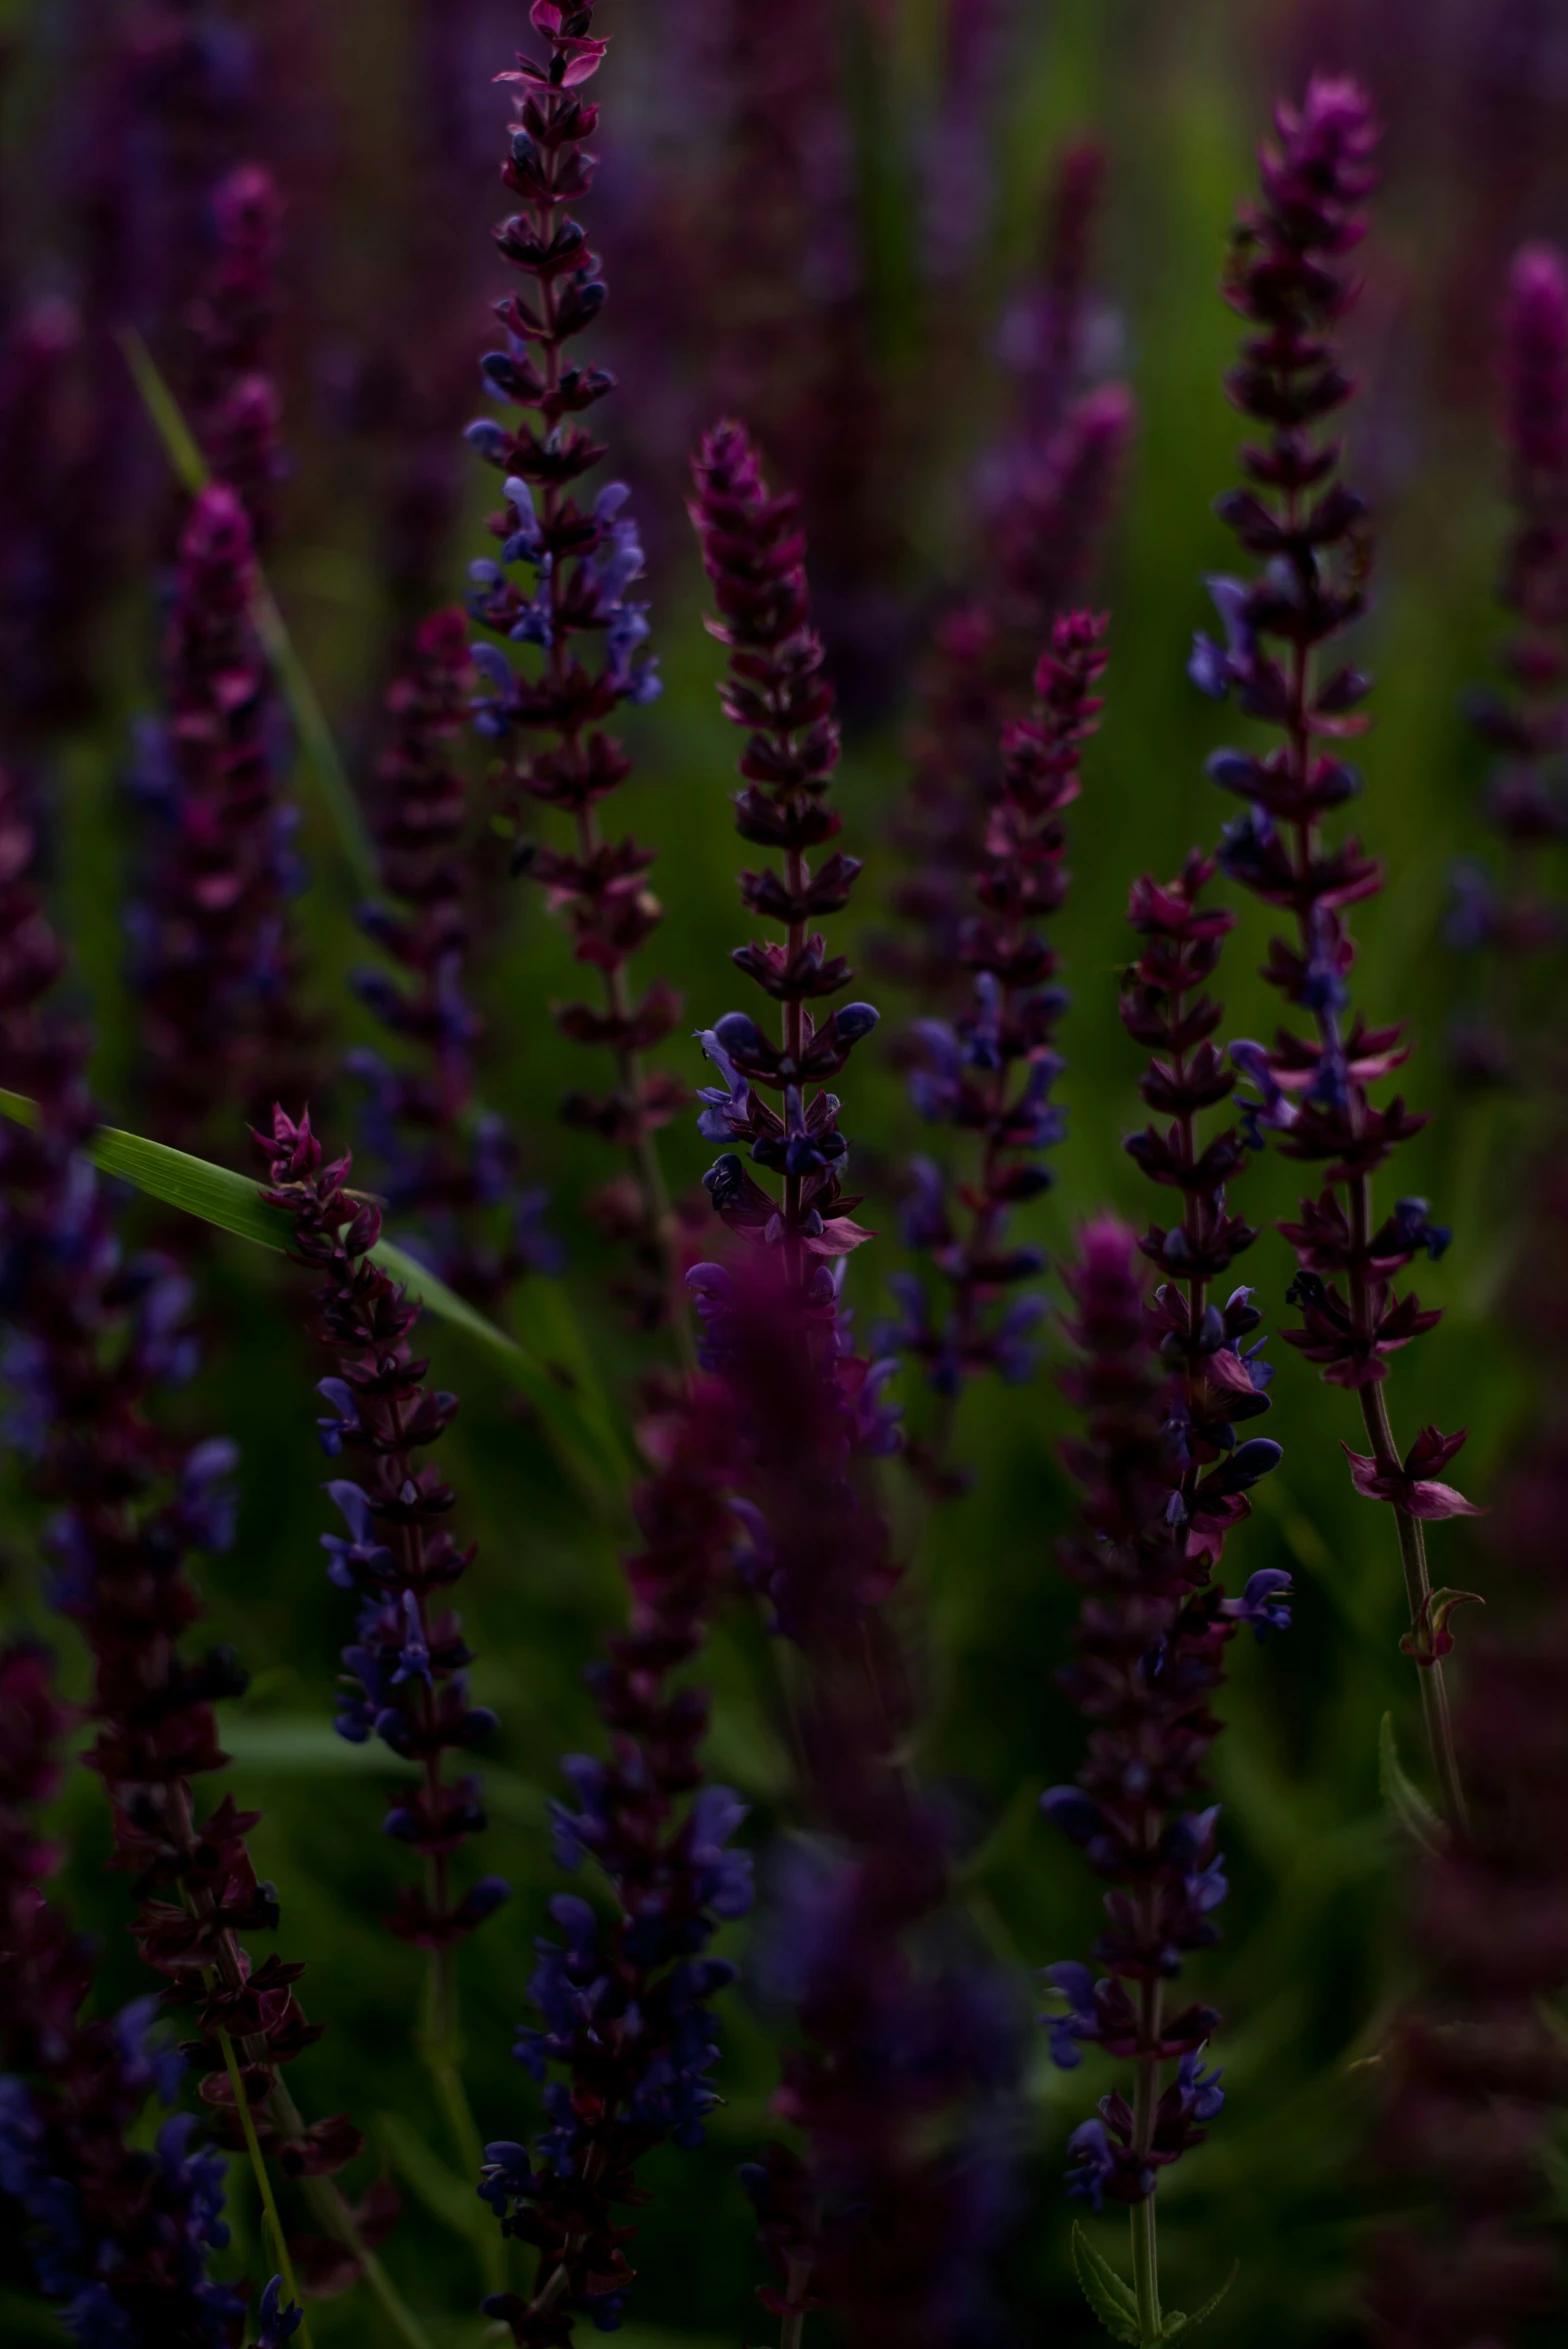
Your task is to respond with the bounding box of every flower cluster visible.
[1119,846,1287,1561]
[258,1106,509,1955]
[128,481,306,1149]
[465,0,681,1329]
[0,764,360,2196]
[706,1260,1016,2349]
[1193,76,1477,1806]
[881,135,1133,1003]
[478,1378,752,2344]
[1039,1218,1285,2213]
[887,611,1108,1467]
[349,605,559,1310]
[688,419,879,1279]
[186,161,286,545]
[1448,239,1568,1085]
[0,1640,255,2349]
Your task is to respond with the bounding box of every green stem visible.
[1358,1382,1470,1832]
[266,2076,439,2349]
[216,2029,312,2349]
[1129,2195,1161,2348]
[420,1971,509,2299]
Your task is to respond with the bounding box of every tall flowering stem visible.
[0,768,365,2235]
[882,132,1133,1005]
[465,0,681,1333]
[257,1109,510,2024]
[477,1379,753,2345]
[889,611,1107,1480]
[350,606,559,1311]
[691,1262,1014,2349]
[1192,77,1477,1824]
[0,1638,260,2349]
[185,161,286,545]
[688,419,880,1294]
[1039,1219,1285,2341]
[1448,241,1568,1086]
[129,482,307,1148]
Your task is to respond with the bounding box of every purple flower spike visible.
[0,771,362,2201]
[687,422,878,1288]
[128,485,309,1147]
[889,612,1109,1490]
[1036,1217,1277,2215]
[479,1375,751,2343]
[259,1107,503,1957]
[351,608,560,1311]
[1450,240,1568,1090]
[1200,73,1479,1819]
[465,2,684,1329]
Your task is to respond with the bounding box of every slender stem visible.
[1129,2196,1161,2348]
[1129,1945,1163,2344]
[780,2255,810,2349]
[1358,1380,1470,1830]
[217,2027,312,2349]
[263,2075,439,2349]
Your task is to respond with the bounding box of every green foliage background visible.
[2,1,1561,2343]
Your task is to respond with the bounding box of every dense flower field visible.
[2,4,1566,2346]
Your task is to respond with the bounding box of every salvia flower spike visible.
[186,160,286,546]
[0,766,364,2217]
[1194,74,1475,1824]
[702,1260,1016,2349]
[128,479,309,1148]
[888,609,1108,1486]
[465,0,684,1333]
[0,1637,253,2349]
[256,1110,509,1983]
[1037,1217,1283,2340]
[478,1375,752,2344]
[1448,239,1568,1086]
[349,606,561,1310]
[688,418,879,1291]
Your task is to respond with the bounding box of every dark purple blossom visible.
[881,128,1133,1009]
[465,0,685,1330]
[710,1262,1022,2349]
[349,604,560,1309]
[185,162,286,545]
[1037,1217,1281,2275]
[127,483,308,1149]
[1450,240,1568,1086]
[0,1640,248,2349]
[257,1105,507,1960]
[478,1375,751,2346]
[888,610,1108,1485]
[688,420,881,1285]
[1198,75,1475,1821]
[0,767,362,2205]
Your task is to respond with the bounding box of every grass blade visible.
[0,1093,630,1498]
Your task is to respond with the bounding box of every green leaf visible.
[221,1717,419,1775]
[1161,2259,1239,2337]
[379,2111,492,2245]
[1377,1712,1446,1857]
[0,1094,632,1505]
[119,324,379,896]
[1071,2223,1141,2345]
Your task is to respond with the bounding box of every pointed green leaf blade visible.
[1161,2260,1239,2338]
[378,2111,493,2245]
[0,1096,631,1502]
[1377,1712,1446,1857]
[1071,2223,1141,2345]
